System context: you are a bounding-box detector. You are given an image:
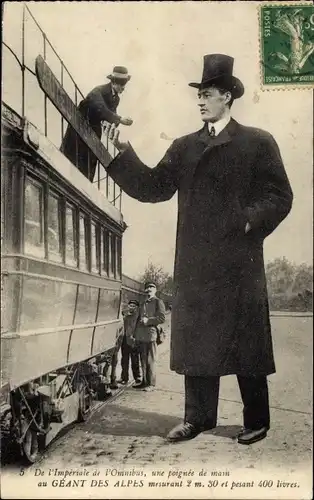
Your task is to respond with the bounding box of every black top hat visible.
[189,54,244,99]
[107,66,131,82]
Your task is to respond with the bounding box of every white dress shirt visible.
[207,114,231,137]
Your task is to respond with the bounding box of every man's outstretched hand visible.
[103,122,130,152]
[120,116,133,126]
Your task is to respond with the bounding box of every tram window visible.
[108,231,112,277]
[24,177,45,258]
[116,237,122,280]
[65,204,78,267]
[91,222,100,274]
[109,232,116,278]
[79,214,88,271]
[47,192,62,263]
[102,228,109,277]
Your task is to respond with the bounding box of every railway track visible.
[87,380,136,419]
[87,342,170,420]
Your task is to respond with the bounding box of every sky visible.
[3,1,313,279]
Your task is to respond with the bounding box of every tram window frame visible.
[102,228,109,277]
[91,221,100,274]
[107,231,112,278]
[116,236,122,280]
[24,176,45,259]
[47,190,63,263]
[79,212,89,272]
[65,202,79,268]
[1,166,7,252]
[109,231,116,278]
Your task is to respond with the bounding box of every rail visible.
[2,2,122,211]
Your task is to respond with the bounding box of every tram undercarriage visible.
[0,350,116,464]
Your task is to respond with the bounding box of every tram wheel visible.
[77,381,92,422]
[20,418,39,464]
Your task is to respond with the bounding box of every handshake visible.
[103,121,130,152]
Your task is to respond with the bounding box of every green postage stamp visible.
[261,4,314,87]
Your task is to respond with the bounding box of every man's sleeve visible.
[85,88,121,125]
[243,132,293,239]
[107,140,181,203]
[146,299,166,327]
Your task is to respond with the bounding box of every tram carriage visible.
[0,103,169,462]
[0,3,145,463]
[0,103,171,462]
[1,3,173,464]
[1,101,129,462]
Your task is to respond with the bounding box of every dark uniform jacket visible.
[135,297,166,343]
[123,309,139,347]
[107,119,293,377]
[60,83,121,180]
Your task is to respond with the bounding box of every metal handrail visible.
[23,4,85,101]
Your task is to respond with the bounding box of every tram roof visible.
[2,103,125,229]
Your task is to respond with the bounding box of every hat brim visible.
[107,74,131,82]
[188,75,244,99]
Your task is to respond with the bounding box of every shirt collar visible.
[145,296,155,302]
[207,114,231,137]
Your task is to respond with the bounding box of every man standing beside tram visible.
[102,53,293,445]
[133,282,166,392]
[119,299,142,386]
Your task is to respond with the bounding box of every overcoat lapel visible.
[190,118,238,173]
[182,118,239,207]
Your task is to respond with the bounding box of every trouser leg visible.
[121,336,130,382]
[184,376,220,428]
[237,375,270,430]
[146,341,157,386]
[130,346,141,381]
[110,351,118,384]
[139,343,148,386]
[102,360,110,384]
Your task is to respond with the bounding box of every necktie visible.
[209,126,216,137]
[113,92,119,105]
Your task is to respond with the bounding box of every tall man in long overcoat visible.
[104,54,293,445]
[60,66,133,181]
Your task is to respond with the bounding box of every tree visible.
[266,257,313,311]
[163,275,175,295]
[138,261,174,295]
[292,263,313,293]
[266,257,296,296]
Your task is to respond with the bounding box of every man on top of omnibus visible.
[61,65,133,181]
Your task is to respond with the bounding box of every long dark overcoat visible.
[60,83,121,180]
[108,119,293,377]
